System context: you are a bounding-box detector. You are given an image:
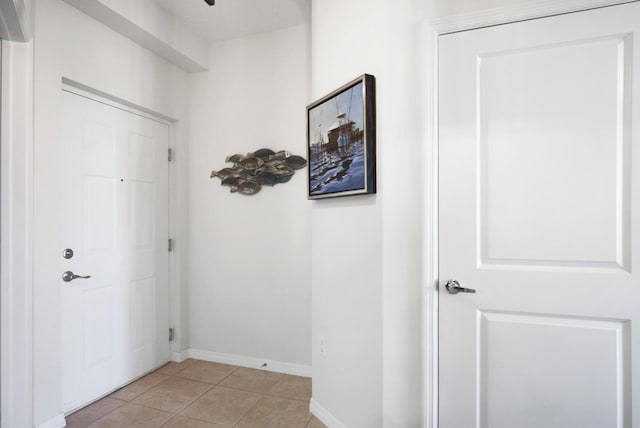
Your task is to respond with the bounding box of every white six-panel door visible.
[439,3,640,427]
[61,90,170,412]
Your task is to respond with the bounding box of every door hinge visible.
[169,328,175,342]
[168,148,173,162]
[168,238,173,252]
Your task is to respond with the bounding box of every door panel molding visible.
[477,311,630,427]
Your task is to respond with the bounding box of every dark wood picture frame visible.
[306,74,376,199]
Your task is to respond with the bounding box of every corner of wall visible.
[310,398,348,428]
[1,38,35,428]
[0,0,35,41]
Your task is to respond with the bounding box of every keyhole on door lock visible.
[62,248,74,259]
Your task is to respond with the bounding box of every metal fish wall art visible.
[210,149,307,195]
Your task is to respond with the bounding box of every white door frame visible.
[424,1,636,427]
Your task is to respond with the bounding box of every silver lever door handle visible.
[445,279,476,295]
[62,271,92,282]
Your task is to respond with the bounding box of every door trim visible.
[62,79,174,125]
[431,0,637,34]
[425,1,636,427]
[423,23,439,428]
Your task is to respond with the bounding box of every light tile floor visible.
[65,359,326,428]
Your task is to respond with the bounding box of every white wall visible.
[187,25,312,368]
[428,0,535,17]
[310,0,426,426]
[32,0,189,425]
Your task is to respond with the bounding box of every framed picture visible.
[307,74,376,199]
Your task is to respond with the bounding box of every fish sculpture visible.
[238,156,265,170]
[273,165,294,183]
[284,155,307,170]
[210,168,236,179]
[252,148,275,160]
[230,179,261,195]
[254,171,278,186]
[225,154,245,165]
[210,148,307,196]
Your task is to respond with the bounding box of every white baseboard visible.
[309,398,347,428]
[171,349,189,363]
[187,348,311,378]
[35,414,66,428]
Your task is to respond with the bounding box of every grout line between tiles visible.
[70,361,316,428]
[157,413,178,427]
[230,393,265,428]
[215,365,241,385]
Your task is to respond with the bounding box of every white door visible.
[61,90,170,412]
[439,4,640,427]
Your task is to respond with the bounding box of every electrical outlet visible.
[319,336,327,357]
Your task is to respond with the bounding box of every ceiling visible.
[153,0,311,43]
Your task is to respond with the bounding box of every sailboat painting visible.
[307,74,376,199]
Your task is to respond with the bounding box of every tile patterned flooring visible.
[65,359,326,428]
